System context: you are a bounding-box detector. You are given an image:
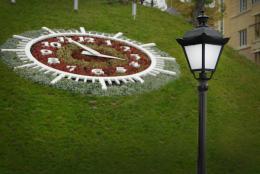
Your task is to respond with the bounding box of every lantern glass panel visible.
[184,44,202,70]
[205,44,222,70]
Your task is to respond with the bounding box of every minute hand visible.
[66,37,100,56]
[81,51,125,60]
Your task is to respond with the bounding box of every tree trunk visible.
[192,0,205,26]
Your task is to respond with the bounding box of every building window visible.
[255,14,260,39]
[240,0,247,12]
[255,52,260,64]
[252,0,260,4]
[239,29,247,46]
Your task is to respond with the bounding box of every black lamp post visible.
[176,11,229,174]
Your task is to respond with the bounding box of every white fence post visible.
[74,0,78,11]
[132,0,137,20]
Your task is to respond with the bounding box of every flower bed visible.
[0,29,180,96]
[31,37,151,76]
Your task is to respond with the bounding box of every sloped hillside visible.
[0,0,259,174]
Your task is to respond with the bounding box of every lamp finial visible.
[197,10,209,27]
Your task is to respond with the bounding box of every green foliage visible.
[0,1,259,174]
[192,0,214,5]
[168,0,222,27]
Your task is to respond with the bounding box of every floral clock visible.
[0,27,179,95]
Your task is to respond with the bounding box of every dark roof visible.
[183,27,222,40]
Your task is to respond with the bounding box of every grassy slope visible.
[0,0,259,174]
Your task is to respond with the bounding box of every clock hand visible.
[81,51,126,60]
[99,54,126,60]
[65,36,126,60]
[65,37,100,56]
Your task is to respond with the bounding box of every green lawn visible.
[0,0,259,174]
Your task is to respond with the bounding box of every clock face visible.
[1,27,178,92]
[30,35,151,77]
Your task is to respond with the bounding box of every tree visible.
[192,0,205,25]
[169,0,220,27]
[192,0,215,26]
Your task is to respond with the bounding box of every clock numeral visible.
[129,61,140,68]
[116,67,127,73]
[48,58,60,64]
[41,42,61,48]
[42,42,50,47]
[57,37,65,43]
[40,49,52,56]
[91,69,105,76]
[78,37,94,43]
[105,40,112,46]
[78,37,85,43]
[65,37,95,43]
[66,37,74,43]
[50,42,62,48]
[121,46,131,52]
[57,36,95,44]
[66,65,76,72]
[85,37,95,43]
[130,54,141,60]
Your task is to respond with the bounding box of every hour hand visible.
[81,50,94,56]
[81,51,125,60]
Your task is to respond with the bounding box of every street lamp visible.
[176,11,229,174]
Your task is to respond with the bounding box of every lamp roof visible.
[177,11,229,46]
[183,27,222,40]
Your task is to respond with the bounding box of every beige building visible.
[224,0,260,64]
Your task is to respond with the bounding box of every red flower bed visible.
[31,36,151,76]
